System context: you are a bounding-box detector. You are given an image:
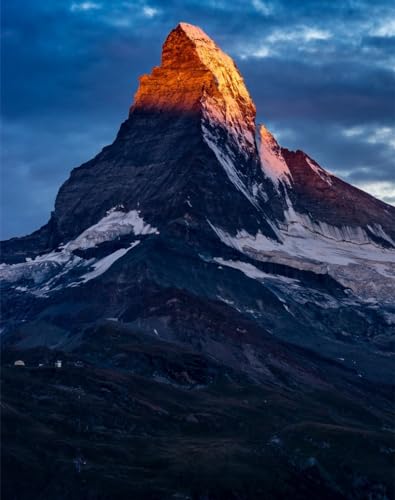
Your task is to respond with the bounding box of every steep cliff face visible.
[133,23,256,134]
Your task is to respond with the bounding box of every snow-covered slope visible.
[0,208,158,295]
[250,122,395,301]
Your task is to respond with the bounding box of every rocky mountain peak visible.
[257,124,291,187]
[131,23,256,152]
[258,125,279,150]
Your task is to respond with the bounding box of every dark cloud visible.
[1,0,394,238]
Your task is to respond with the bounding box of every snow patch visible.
[210,217,395,303]
[202,123,259,209]
[0,208,158,294]
[76,241,140,284]
[211,222,395,266]
[200,79,261,209]
[214,258,268,280]
[63,209,158,252]
[214,257,296,284]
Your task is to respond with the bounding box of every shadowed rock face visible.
[1,23,395,499]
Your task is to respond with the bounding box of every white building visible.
[55,360,62,368]
[14,360,25,367]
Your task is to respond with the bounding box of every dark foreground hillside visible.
[2,318,394,500]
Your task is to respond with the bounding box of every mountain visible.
[1,23,395,500]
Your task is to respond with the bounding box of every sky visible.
[1,0,395,239]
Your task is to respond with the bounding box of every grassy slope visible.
[2,328,394,499]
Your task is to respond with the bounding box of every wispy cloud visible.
[239,45,271,59]
[142,6,159,18]
[342,126,365,138]
[251,0,272,16]
[370,18,395,37]
[366,127,395,149]
[267,26,331,44]
[70,2,101,12]
[352,181,395,205]
[342,125,395,149]
[237,26,331,59]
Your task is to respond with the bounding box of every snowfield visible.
[209,207,395,304]
[0,209,158,295]
[63,207,159,252]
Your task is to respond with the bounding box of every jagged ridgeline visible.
[1,22,395,500]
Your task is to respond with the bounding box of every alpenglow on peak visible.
[131,22,256,152]
[133,22,254,113]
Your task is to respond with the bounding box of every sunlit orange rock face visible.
[131,23,256,151]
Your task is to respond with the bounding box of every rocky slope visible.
[258,125,395,243]
[1,22,395,500]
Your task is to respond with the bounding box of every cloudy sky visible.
[1,0,394,239]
